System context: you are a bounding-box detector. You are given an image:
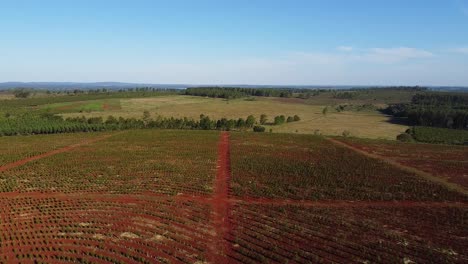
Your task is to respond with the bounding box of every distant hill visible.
[0,82,188,90]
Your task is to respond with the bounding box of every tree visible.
[287,116,294,122]
[142,110,151,125]
[260,114,267,125]
[293,115,300,121]
[246,115,256,128]
[13,88,31,98]
[237,118,246,128]
[322,106,328,115]
[199,115,213,130]
[105,115,118,125]
[273,115,286,125]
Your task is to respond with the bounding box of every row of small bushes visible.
[397,126,468,145]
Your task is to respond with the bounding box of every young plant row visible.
[229,133,467,201]
[227,203,468,264]
[0,130,219,195]
[335,137,468,189]
[0,196,213,263]
[0,132,108,166]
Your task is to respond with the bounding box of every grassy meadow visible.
[54,95,407,139]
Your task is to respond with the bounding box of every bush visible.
[13,88,31,98]
[293,115,300,121]
[396,133,414,142]
[253,125,266,132]
[274,115,286,125]
[342,130,351,137]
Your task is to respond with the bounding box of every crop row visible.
[229,133,466,201]
[0,130,219,195]
[335,137,468,188]
[227,203,468,264]
[0,195,213,263]
[0,132,109,167]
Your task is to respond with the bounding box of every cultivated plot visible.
[335,137,468,189]
[0,130,219,195]
[0,195,212,263]
[0,132,111,167]
[0,130,467,263]
[229,133,466,201]
[228,203,468,264]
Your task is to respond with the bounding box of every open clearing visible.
[55,95,407,139]
[0,130,466,263]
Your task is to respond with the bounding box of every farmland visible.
[229,133,465,201]
[0,130,219,195]
[334,137,468,190]
[0,130,467,263]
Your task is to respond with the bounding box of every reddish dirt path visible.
[326,137,468,195]
[0,133,116,173]
[208,131,232,263]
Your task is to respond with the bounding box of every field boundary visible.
[326,137,468,196]
[0,133,118,173]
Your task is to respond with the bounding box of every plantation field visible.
[0,130,466,263]
[228,203,467,263]
[0,195,212,263]
[0,132,111,167]
[230,133,465,201]
[56,95,407,139]
[0,130,219,195]
[335,137,468,189]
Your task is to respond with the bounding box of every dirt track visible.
[209,131,232,263]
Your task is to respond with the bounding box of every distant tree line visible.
[185,87,316,99]
[385,93,468,129]
[0,111,300,136]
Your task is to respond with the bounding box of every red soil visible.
[209,131,232,263]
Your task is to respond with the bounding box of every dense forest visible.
[386,93,468,130]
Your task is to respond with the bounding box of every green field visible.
[41,99,121,113]
[52,95,407,139]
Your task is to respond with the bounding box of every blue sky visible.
[1,0,468,85]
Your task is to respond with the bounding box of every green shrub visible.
[396,133,414,142]
[253,125,266,132]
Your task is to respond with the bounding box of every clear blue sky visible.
[1,0,468,85]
